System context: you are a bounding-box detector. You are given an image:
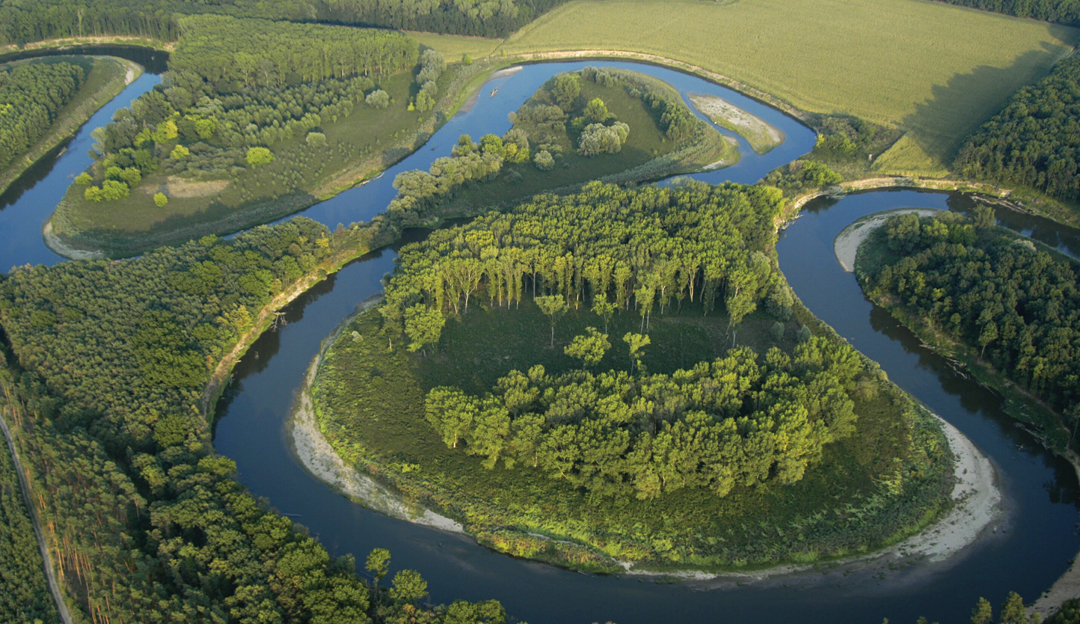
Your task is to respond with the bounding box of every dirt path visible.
[0,411,75,624]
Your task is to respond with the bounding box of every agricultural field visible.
[420,0,1077,175]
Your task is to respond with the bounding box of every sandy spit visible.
[287,298,464,534]
[42,221,105,261]
[833,208,939,272]
[687,93,784,154]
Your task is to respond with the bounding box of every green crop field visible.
[421,0,1077,175]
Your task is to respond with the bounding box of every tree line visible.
[0,0,570,47]
[933,0,1080,25]
[0,60,84,172]
[379,181,789,355]
[0,217,511,624]
[864,208,1080,424]
[954,55,1080,203]
[426,335,861,501]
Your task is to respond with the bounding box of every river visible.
[2,48,1079,624]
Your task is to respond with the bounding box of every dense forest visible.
[861,208,1080,427]
[379,181,862,498]
[0,218,507,624]
[0,60,84,172]
[79,14,418,202]
[0,400,59,624]
[954,55,1080,204]
[933,0,1080,25]
[0,0,565,46]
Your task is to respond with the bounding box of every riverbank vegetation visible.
[687,93,783,155]
[46,16,461,257]
[0,55,132,197]
[856,207,1080,454]
[310,182,953,572]
[392,67,731,219]
[0,215,511,623]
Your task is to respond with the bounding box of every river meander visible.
[2,49,1079,624]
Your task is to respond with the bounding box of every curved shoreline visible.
[833,208,940,272]
[289,300,1001,582]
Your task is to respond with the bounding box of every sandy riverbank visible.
[288,298,463,534]
[688,93,784,154]
[833,208,939,272]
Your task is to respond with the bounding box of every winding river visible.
[2,49,1080,624]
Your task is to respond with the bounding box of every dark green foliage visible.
[955,55,1080,203]
[0,60,84,171]
[864,211,1080,423]
[932,0,1080,25]
[0,216,505,623]
[1047,599,1080,624]
[427,336,861,500]
[0,419,58,624]
[0,0,570,46]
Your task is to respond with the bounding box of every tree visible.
[365,548,390,589]
[971,597,993,624]
[75,172,92,186]
[365,89,390,108]
[533,149,555,171]
[974,204,996,230]
[592,296,616,333]
[535,295,567,348]
[425,388,477,449]
[170,144,190,160]
[582,97,610,124]
[404,305,445,354]
[306,132,327,147]
[246,147,274,166]
[415,90,435,112]
[623,332,651,373]
[1000,592,1028,624]
[549,73,581,111]
[154,192,169,207]
[564,327,611,369]
[389,569,428,604]
[979,321,998,358]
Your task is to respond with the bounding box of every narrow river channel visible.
[1,49,1078,624]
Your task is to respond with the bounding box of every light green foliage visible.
[389,569,428,604]
[581,97,610,124]
[404,304,446,353]
[622,332,650,373]
[246,146,274,167]
[170,143,190,160]
[549,72,581,111]
[533,149,555,171]
[577,121,629,156]
[83,179,130,202]
[972,597,993,624]
[306,131,327,147]
[74,172,92,186]
[1000,592,1030,624]
[153,192,168,207]
[365,548,390,584]
[365,89,390,108]
[535,295,567,347]
[563,327,610,368]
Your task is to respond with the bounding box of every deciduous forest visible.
[0,60,84,172]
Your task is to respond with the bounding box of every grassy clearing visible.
[688,93,783,154]
[49,68,461,256]
[409,32,502,62]
[311,293,952,572]
[0,55,135,197]
[489,0,1075,174]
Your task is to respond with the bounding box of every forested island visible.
[307,181,953,572]
[0,54,136,196]
[856,207,1080,454]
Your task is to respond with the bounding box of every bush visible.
[365,89,390,109]
[171,144,190,160]
[75,172,93,186]
[154,192,169,207]
[245,147,274,167]
[533,149,555,171]
[306,132,327,148]
[84,180,130,203]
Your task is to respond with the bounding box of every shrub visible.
[306,132,327,147]
[154,192,169,207]
[75,172,93,186]
[365,89,390,109]
[533,150,555,171]
[171,144,190,160]
[245,147,274,167]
